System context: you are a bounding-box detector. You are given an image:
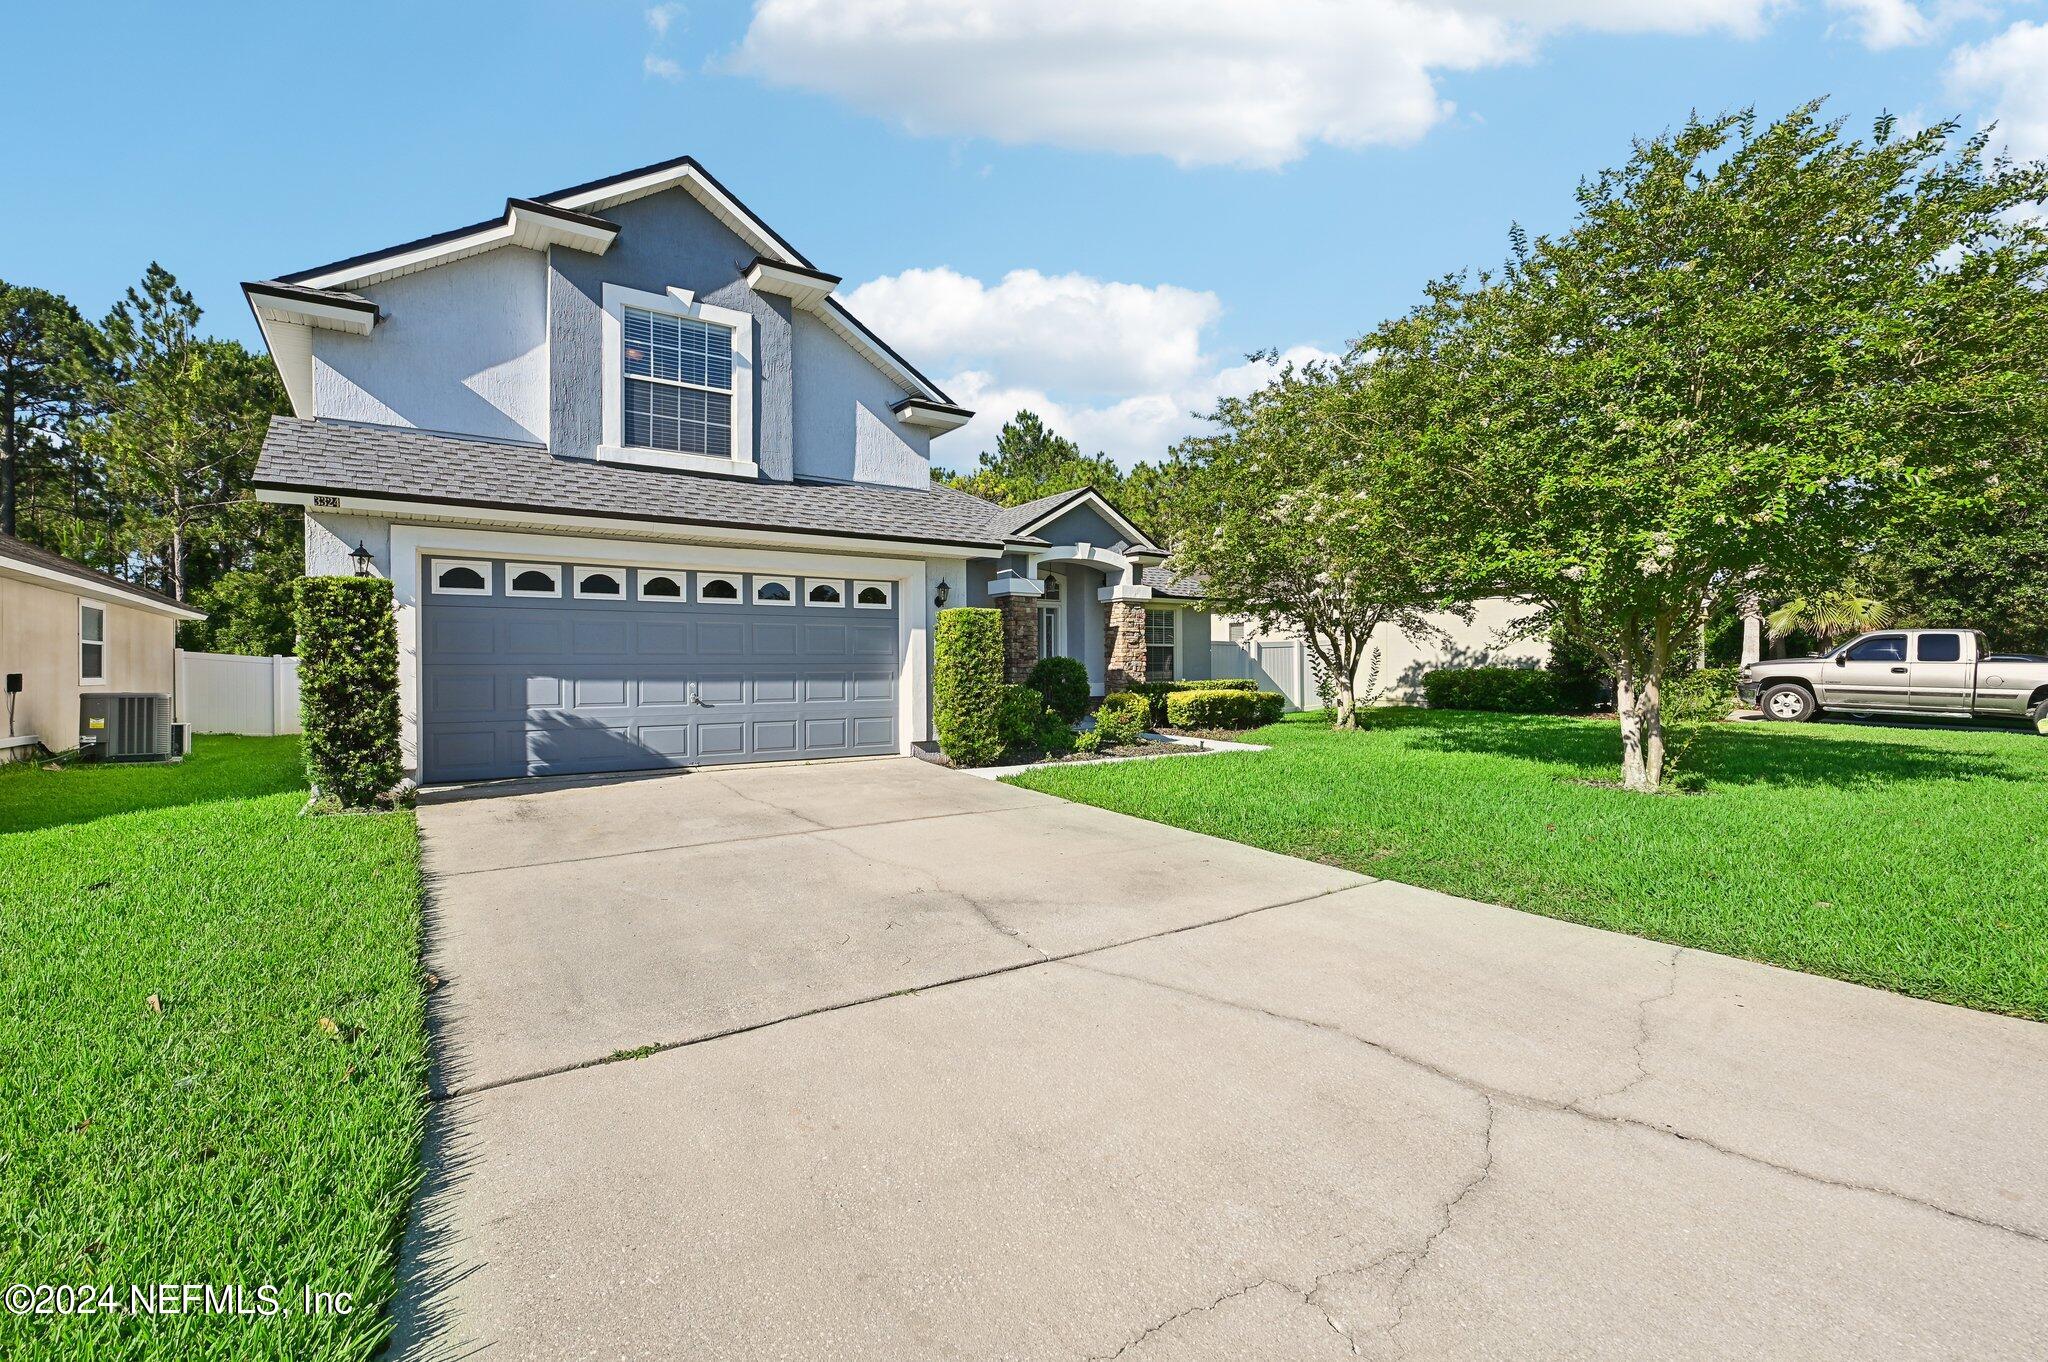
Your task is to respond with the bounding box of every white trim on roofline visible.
[1010,488,1161,553]
[549,162,804,268]
[257,486,1008,560]
[0,555,207,622]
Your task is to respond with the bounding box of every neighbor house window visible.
[79,602,105,683]
[1145,609,1176,681]
[624,306,733,458]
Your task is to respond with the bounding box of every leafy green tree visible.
[182,505,302,654]
[73,265,288,605]
[1379,104,2048,790]
[0,281,93,541]
[1167,358,1469,728]
[1766,591,1895,650]
[939,409,1123,504]
[1867,504,2048,654]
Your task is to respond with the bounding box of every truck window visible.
[1845,634,1907,663]
[1916,633,1962,663]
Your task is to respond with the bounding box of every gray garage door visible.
[419,559,899,782]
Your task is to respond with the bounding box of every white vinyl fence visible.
[1209,639,1310,710]
[175,650,301,736]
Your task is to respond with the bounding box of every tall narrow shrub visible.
[933,607,1005,767]
[293,576,402,807]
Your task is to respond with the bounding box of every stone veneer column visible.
[998,596,1040,684]
[1106,600,1148,692]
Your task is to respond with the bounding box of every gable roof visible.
[255,418,1025,552]
[984,486,1163,554]
[245,155,959,415]
[0,532,204,620]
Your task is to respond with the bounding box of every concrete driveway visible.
[391,758,2048,1360]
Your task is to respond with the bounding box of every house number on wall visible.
[312,496,341,509]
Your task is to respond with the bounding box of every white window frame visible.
[852,580,894,610]
[79,600,106,685]
[637,571,687,602]
[572,566,627,600]
[599,283,757,478]
[752,574,796,607]
[505,563,561,598]
[1144,608,1177,682]
[804,579,845,608]
[696,572,743,603]
[430,558,493,596]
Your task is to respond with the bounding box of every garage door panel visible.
[753,721,799,753]
[421,558,900,780]
[696,622,746,655]
[571,619,630,655]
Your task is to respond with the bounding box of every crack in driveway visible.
[1063,960,2048,1251]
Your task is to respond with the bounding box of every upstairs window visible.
[624,306,733,458]
[1145,609,1176,681]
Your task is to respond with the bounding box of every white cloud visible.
[1949,20,2048,162]
[643,53,683,81]
[843,267,1220,396]
[1825,0,1934,47]
[729,0,1789,168]
[847,264,1334,465]
[937,345,1339,469]
[645,3,684,37]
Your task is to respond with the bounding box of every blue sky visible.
[5,1,2042,469]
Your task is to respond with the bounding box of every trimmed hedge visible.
[1163,688,1286,730]
[1421,666,1561,714]
[934,608,1005,766]
[293,576,403,807]
[1093,692,1152,746]
[1025,655,1091,722]
[1128,676,1257,724]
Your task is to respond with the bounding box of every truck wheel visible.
[1760,684,1816,723]
[2032,697,2048,735]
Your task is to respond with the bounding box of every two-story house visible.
[249,156,1211,783]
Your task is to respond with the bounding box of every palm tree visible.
[1766,591,1894,650]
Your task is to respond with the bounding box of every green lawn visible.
[1009,711,2048,1020]
[0,738,426,1361]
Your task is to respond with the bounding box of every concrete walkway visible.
[391,758,2048,1360]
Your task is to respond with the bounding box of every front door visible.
[1818,632,1912,712]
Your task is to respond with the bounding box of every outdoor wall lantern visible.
[350,541,374,577]
[934,578,951,607]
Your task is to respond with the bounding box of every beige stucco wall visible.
[0,575,177,754]
[1212,597,1550,705]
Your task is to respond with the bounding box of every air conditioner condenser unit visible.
[78,693,176,762]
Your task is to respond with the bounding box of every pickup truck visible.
[1738,629,2048,730]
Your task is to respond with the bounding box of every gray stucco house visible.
[248,155,1209,783]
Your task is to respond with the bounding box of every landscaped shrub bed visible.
[1128,677,1257,725]
[1079,692,1152,751]
[933,608,1005,766]
[1422,666,1563,713]
[1163,688,1286,730]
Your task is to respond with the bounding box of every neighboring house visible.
[1210,600,1552,709]
[0,532,204,762]
[247,156,1213,783]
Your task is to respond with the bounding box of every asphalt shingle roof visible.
[1140,565,1205,599]
[253,417,1022,550]
[0,531,194,614]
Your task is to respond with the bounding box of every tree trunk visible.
[1617,620,1673,794]
[2,380,16,538]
